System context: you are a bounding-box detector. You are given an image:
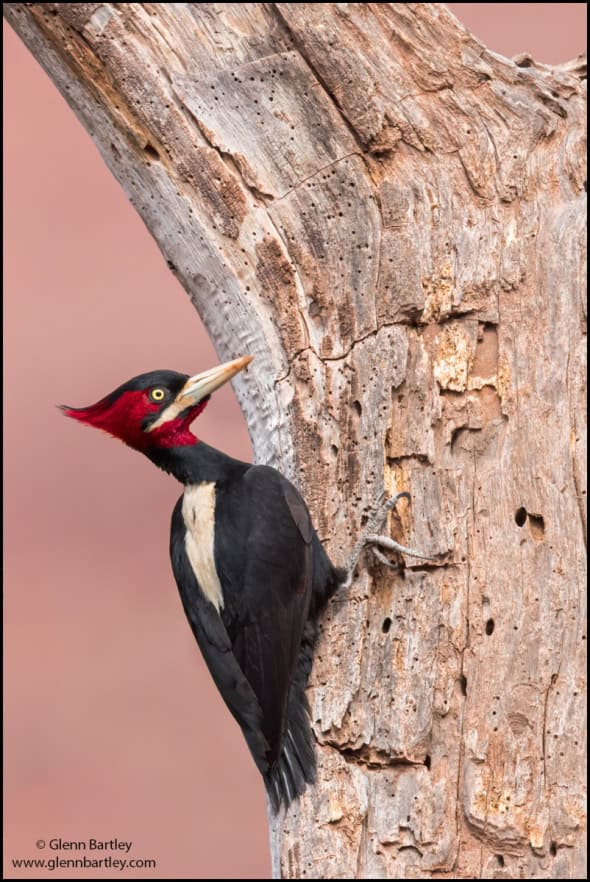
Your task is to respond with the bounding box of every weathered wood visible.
[5,4,586,878]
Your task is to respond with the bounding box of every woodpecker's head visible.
[61,356,253,450]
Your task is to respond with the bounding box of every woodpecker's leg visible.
[344,492,434,584]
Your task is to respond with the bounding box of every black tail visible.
[264,540,347,812]
[264,622,317,812]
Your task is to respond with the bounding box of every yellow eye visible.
[150,388,166,402]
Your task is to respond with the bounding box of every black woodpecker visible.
[62,356,429,811]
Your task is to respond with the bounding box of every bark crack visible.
[355,812,369,878]
[451,454,476,873]
[541,676,553,790]
[566,348,587,550]
[182,100,273,207]
[273,321,403,385]
[541,627,566,791]
[321,738,430,771]
[270,4,370,156]
[275,152,363,201]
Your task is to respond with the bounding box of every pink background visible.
[4,5,586,879]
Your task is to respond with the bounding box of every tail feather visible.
[264,540,347,812]
[264,720,316,813]
[264,625,317,813]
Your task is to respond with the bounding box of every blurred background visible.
[4,5,586,879]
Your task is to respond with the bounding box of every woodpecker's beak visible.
[178,355,254,407]
[147,355,253,432]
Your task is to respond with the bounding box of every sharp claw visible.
[380,490,410,514]
[364,491,412,536]
[388,491,411,506]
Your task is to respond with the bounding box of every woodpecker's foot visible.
[345,492,434,581]
[364,532,436,567]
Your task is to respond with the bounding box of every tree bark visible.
[5,3,586,878]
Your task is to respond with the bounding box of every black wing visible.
[170,496,270,773]
[215,466,313,765]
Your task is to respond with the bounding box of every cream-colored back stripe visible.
[182,483,224,612]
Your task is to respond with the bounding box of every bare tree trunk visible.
[5,3,586,878]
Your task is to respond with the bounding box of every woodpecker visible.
[62,356,430,811]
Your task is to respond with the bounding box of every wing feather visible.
[218,467,312,764]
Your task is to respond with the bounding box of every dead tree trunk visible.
[5,4,586,878]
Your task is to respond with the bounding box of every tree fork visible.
[5,4,586,878]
